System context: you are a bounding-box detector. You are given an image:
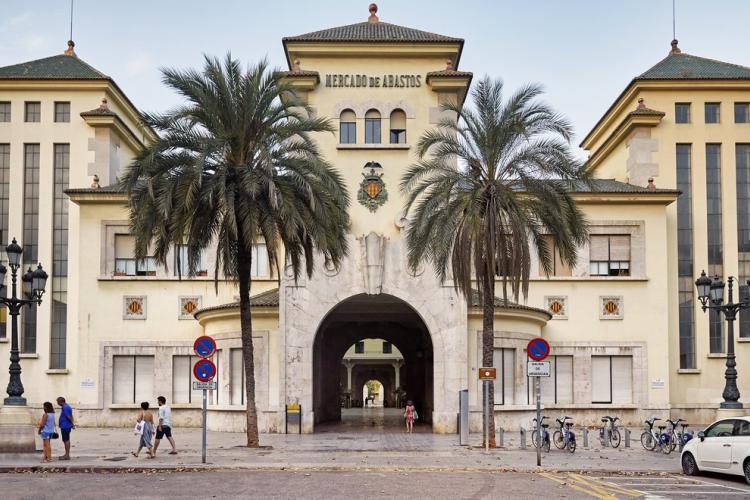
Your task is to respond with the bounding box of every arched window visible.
[389,109,406,144]
[339,109,356,144]
[365,109,381,144]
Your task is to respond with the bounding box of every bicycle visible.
[553,416,576,453]
[640,417,663,451]
[665,418,686,453]
[599,415,621,448]
[531,416,551,452]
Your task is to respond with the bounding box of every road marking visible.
[540,472,643,499]
[587,473,750,498]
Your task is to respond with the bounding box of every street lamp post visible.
[695,270,745,409]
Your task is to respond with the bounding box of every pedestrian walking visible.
[404,400,417,434]
[153,396,177,456]
[132,401,155,459]
[37,401,56,463]
[56,396,74,460]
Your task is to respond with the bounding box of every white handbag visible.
[133,421,144,435]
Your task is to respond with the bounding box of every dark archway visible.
[312,294,434,429]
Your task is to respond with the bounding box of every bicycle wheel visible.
[531,429,539,448]
[543,434,550,453]
[640,431,655,451]
[668,432,678,452]
[610,429,621,448]
[553,430,564,449]
[568,437,576,453]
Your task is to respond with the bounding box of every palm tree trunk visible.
[237,240,259,448]
[482,272,497,448]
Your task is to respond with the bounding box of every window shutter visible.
[231,349,244,405]
[591,356,612,403]
[611,356,633,403]
[539,356,556,403]
[503,349,515,405]
[172,356,190,403]
[134,355,155,403]
[610,235,631,261]
[115,234,135,259]
[589,235,609,261]
[113,355,135,403]
[555,356,574,403]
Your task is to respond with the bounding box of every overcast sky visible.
[2,0,749,156]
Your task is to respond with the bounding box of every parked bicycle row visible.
[523,415,693,455]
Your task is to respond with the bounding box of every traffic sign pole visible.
[536,375,541,467]
[483,379,489,453]
[193,335,216,465]
[525,337,549,467]
[201,388,207,464]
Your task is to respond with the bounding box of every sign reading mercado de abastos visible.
[325,74,422,88]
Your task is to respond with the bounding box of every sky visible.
[2,0,749,156]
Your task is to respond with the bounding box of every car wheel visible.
[744,459,750,485]
[682,453,699,476]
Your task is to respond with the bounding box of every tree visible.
[121,55,350,447]
[401,77,589,447]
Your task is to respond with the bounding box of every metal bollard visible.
[498,426,504,448]
[582,427,589,448]
[603,426,609,447]
[624,427,631,448]
[520,427,527,449]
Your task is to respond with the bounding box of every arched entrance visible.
[312,294,433,430]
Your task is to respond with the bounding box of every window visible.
[737,145,750,338]
[591,355,632,404]
[364,109,381,144]
[493,348,515,405]
[0,144,7,338]
[230,348,245,405]
[22,144,39,353]
[705,103,720,124]
[677,144,696,368]
[0,102,9,122]
[113,355,154,404]
[174,245,207,277]
[24,102,40,122]
[706,143,725,353]
[527,355,573,404]
[704,420,736,438]
[541,235,572,277]
[737,420,750,436]
[251,243,269,277]
[354,341,365,354]
[675,103,690,124]
[735,103,749,124]
[382,341,392,354]
[172,355,203,404]
[54,102,70,123]
[114,235,136,275]
[589,235,630,276]
[339,109,356,144]
[389,109,406,144]
[51,144,70,369]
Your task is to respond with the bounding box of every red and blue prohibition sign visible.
[193,358,217,382]
[526,337,550,361]
[193,335,217,358]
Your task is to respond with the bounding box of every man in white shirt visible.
[154,396,177,455]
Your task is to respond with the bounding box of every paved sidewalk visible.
[0,427,683,474]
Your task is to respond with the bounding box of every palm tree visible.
[401,77,590,447]
[121,55,350,447]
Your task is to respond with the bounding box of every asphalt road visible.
[2,470,750,499]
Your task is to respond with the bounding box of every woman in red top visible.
[404,400,416,434]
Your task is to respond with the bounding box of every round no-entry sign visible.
[193,358,217,382]
[193,335,216,358]
[526,337,550,361]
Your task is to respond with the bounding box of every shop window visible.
[339,109,356,144]
[365,109,381,144]
[493,348,515,405]
[113,355,155,404]
[591,355,632,404]
[589,235,630,276]
[540,235,572,276]
[389,109,406,144]
[172,355,202,404]
[675,103,690,124]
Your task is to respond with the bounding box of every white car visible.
[681,416,750,483]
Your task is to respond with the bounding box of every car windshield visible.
[705,420,735,438]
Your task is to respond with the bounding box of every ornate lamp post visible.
[0,238,48,405]
[695,270,745,409]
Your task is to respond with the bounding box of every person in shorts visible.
[56,396,75,460]
[154,396,177,455]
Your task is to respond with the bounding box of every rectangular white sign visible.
[192,381,217,391]
[527,361,551,377]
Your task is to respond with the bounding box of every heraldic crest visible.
[357,161,388,212]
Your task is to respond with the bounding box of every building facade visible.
[0,8,747,433]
